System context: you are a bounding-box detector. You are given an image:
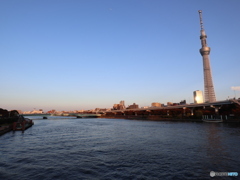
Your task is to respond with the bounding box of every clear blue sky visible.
[0,0,239,111]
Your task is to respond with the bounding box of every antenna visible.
[198,10,204,30]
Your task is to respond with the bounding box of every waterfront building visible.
[94,108,108,112]
[99,108,108,112]
[47,109,56,114]
[23,109,43,114]
[198,10,216,102]
[179,100,186,105]
[151,102,162,107]
[193,90,204,104]
[120,101,126,109]
[113,100,126,110]
[127,103,139,109]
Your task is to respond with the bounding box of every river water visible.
[0,117,240,180]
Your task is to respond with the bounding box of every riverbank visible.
[0,119,34,136]
[100,115,240,123]
[12,119,34,131]
[0,124,13,136]
[0,120,34,136]
[0,108,34,136]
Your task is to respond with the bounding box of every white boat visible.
[202,119,223,123]
[202,115,223,122]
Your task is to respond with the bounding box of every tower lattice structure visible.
[198,10,216,102]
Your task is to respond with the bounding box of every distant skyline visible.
[1,0,240,111]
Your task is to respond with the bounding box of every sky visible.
[0,0,240,111]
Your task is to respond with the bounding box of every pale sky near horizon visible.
[0,0,240,111]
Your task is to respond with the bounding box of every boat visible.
[202,115,223,122]
[202,119,223,123]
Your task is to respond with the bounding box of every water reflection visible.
[204,123,240,176]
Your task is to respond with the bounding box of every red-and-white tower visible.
[198,10,216,102]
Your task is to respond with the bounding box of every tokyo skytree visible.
[198,10,216,102]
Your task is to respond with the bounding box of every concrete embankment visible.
[100,115,240,123]
[100,115,203,122]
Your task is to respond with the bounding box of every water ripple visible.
[1,118,240,179]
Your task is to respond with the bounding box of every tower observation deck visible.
[198,10,216,102]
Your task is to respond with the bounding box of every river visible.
[0,117,240,179]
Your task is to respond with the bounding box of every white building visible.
[193,90,204,104]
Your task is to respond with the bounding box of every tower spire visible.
[198,10,216,102]
[198,10,204,31]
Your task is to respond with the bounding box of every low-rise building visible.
[113,100,126,110]
[151,102,162,107]
[127,103,139,109]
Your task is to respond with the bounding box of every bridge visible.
[98,99,240,122]
[99,99,239,113]
[22,113,100,119]
[68,113,101,118]
[22,113,51,117]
